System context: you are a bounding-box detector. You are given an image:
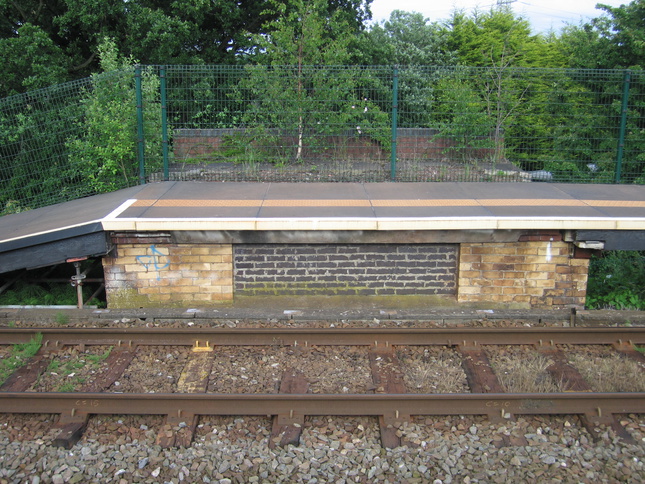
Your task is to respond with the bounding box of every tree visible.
[353,10,455,66]
[0,0,374,97]
[431,70,495,161]
[239,0,388,163]
[443,7,564,68]
[559,0,645,69]
[0,23,69,96]
[67,38,162,193]
[431,8,569,166]
[350,11,458,128]
[558,1,645,182]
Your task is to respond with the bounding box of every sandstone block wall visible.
[102,236,233,308]
[458,238,589,308]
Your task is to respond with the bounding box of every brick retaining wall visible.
[234,244,458,296]
[173,128,495,161]
[101,234,588,309]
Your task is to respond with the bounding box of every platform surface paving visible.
[2,182,645,249]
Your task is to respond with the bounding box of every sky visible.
[369,0,628,33]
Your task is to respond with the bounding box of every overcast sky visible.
[369,0,628,33]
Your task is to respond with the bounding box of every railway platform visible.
[1,181,644,310]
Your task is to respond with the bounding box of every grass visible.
[55,312,70,326]
[400,348,469,393]
[42,346,113,392]
[0,282,77,306]
[0,333,43,386]
[568,352,645,393]
[491,350,568,393]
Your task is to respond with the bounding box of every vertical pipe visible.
[135,66,146,185]
[390,66,399,181]
[615,69,631,184]
[160,66,169,181]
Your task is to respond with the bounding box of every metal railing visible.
[1,65,643,214]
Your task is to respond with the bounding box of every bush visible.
[586,251,645,310]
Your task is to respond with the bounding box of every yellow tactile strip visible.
[480,199,586,206]
[263,200,371,207]
[131,199,261,207]
[128,198,645,210]
[586,200,645,207]
[370,200,479,207]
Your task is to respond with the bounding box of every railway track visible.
[1,326,644,449]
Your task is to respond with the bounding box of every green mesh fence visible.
[1,65,644,214]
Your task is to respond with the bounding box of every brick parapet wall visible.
[103,242,233,308]
[234,244,458,296]
[458,240,589,308]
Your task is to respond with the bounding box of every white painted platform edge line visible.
[0,220,104,245]
[103,199,138,220]
[100,216,645,231]
[102,215,644,222]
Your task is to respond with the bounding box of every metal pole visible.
[390,66,399,181]
[135,66,146,185]
[160,66,169,181]
[615,69,631,184]
[71,262,85,309]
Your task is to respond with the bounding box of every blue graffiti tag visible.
[136,245,170,280]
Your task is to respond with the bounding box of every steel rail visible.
[0,327,644,347]
[0,392,642,423]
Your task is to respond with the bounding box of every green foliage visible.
[354,10,456,66]
[0,333,42,386]
[238,0,389,163]
[66,38,162,192]
[44,346,112,391]
[0,281,78,306]
[586,251,645,309]
[431,70,495,161]
[350,12,457,129]
[560,0,645,70]
[55,312,70,326]
[0,80,89,211]
[86,347,113,365]
[0,0,372,97]
[444,8,565,68]
[0,23,69,97]
[556,1,645,186]
[0,3,644,210]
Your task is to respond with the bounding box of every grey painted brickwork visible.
[234,244,458,296]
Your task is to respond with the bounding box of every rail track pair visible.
[1,326,644,448]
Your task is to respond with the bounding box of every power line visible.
[517,1,599,18]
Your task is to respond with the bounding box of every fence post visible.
[135,65,146,185]
[160,66,170,181]
[390,66,399,181]
[615,69,631,183]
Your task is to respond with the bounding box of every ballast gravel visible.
[207,345,372,394]
[0,413,644,483]
[1,316,644,482]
